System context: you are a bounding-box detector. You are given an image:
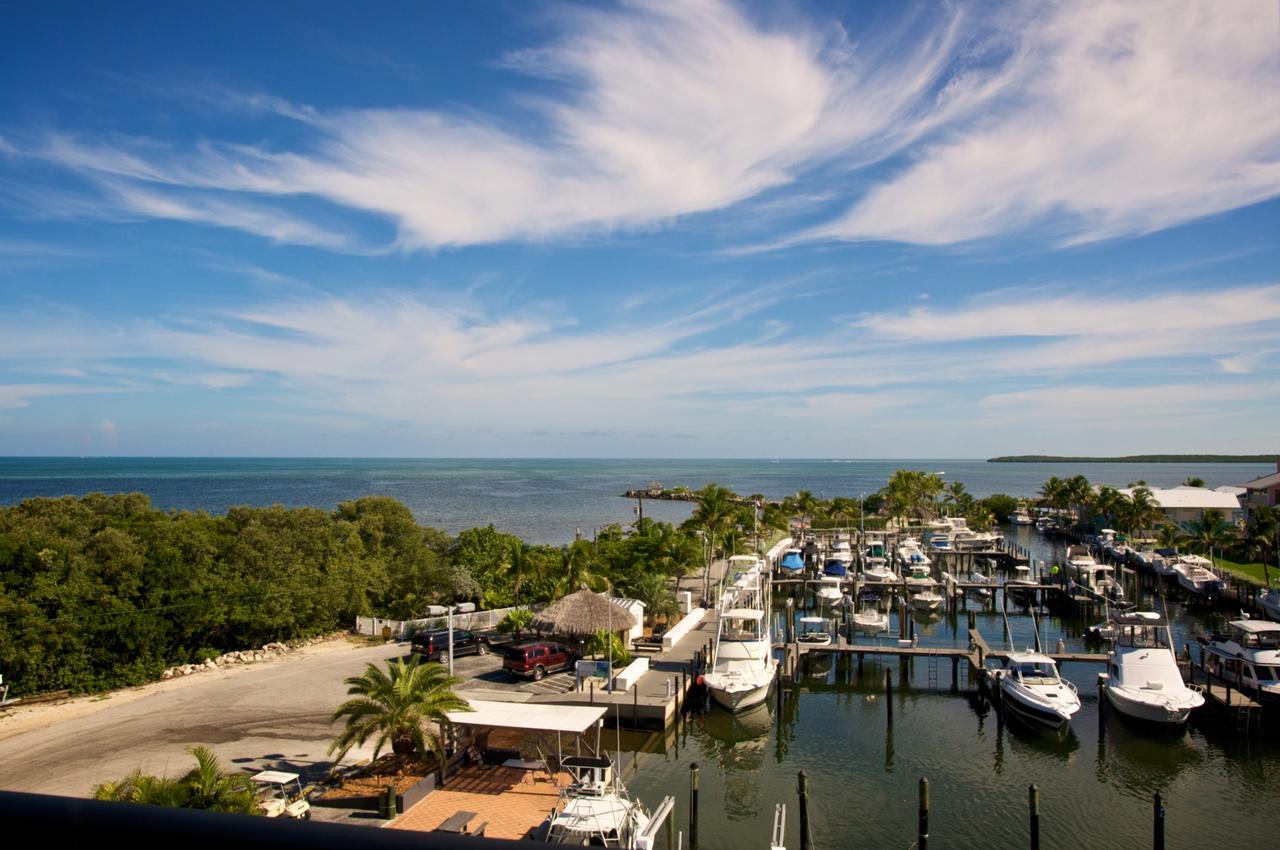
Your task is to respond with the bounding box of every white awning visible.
[445,699,607,734]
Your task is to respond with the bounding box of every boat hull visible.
[707,672,776,712]
[1104,686,1198,725]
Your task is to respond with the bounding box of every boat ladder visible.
[770,803,787,850]
[926,655,939,689]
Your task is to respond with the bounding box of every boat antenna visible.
[1001,610,1014,652]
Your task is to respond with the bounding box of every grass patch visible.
[1213,555,1276,586]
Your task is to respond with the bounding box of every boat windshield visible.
[1014,662,1059,684]
[722,618,762,641]
[1239,629,1280,649]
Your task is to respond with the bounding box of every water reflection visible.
[700,703,773,818]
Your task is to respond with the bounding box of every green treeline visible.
[989,454,1278,463]
[0,473,1161,699]
[0,493,710,697]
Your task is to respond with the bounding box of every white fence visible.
[355,605,526,639]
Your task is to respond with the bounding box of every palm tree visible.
[1063,475,1093,527]
[1119,487,1164,539]
[329,657,470,777]
[1155,523,1182,550]
[93,746,256,814]
[557,539,611,594]
[1180,509,1238,556]
[1183,476,1205,488]
[182,746,258,814]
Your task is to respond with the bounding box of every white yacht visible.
[1064,545,1123,600]
[1010,508,1034,526]
[545,755,660,847]
[1201,619,1280,704]
[704,571,778,712]
[1171,555,1223,597]
[830,537,854,565]
[906,564,943,612]
[988,651,1081,727]
[1259,586,1280,622]
[1102,611,1204,725]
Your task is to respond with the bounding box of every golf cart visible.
[251,770,311,819]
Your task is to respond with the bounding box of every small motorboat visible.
[852,606,889,636]
[822,557,848,578]
[967,570,993,599]
[988,651,1081,728]
[815,575,844,604]
[1171,555,1223,597]
[861,559,897,583]
[797,616,832,647]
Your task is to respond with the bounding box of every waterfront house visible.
[1242,462,1280,516]
[1118,485,1244,528]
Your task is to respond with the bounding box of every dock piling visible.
[885,669,894,725]
[689,763,700,850]
[1153,792,1164,850]
[798,770,813,850]
[1029,784,1040,850]
[918,778,929,850]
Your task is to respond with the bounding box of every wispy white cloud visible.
[813,0,1280,246]
[13,0,984,250]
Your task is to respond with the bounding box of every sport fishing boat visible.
[704,571,778,712]
[830,537,854,566]
[925,532,953,552]
[967,570,994,600]
[863,533,887,560]
[1010,508,1034,526]
[1005,564,1037,605]
[1102,611,1204,725]
[861,556,897,583]
[897,538,931,571]
[797,616,832,647]
[1171,555,1223,597]
[545,755,663,847]
[1200,619,1280,704]
[778,548,804,574]
[987,651,1081,728]
[906,564,943,612]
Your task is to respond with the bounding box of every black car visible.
[410,629,489,664]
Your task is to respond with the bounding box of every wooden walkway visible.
[779,628,1107,682]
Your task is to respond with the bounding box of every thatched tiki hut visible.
[531,584,637,651]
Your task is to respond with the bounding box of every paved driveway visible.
[0,639,499,798]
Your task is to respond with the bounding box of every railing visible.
[0,790,521,849]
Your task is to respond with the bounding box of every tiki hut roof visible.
[530,585,637,637]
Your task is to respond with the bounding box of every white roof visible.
[1119,486,1241,510]
[1230,619,1280,634]
[799,616,828,624]
[445,699,606,733]
[251,771,300,784]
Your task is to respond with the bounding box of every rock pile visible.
[159,635,332,680]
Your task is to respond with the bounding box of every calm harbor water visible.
[2,457,1276,844]
[631,529,1280,849]
[0,457,1269,544]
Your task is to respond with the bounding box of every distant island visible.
[989,454,1278,463]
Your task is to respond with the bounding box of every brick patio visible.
[389,765,567,840]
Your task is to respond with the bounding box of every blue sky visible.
[1,0,1278,458]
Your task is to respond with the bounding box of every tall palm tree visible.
[557,539,611,594]
[1155,523,1182,550]
[1063,475,1093,527]
[329,657,470,777]
[1119,487,1164,539]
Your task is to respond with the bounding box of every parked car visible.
[410,629,489,665]
[503,641,578,681]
